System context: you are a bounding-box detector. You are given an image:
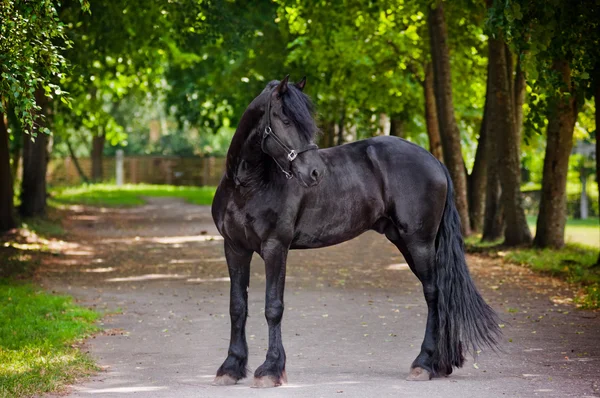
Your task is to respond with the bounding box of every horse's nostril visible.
[311,169,320,180]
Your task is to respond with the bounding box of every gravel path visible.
[41,198,600,398]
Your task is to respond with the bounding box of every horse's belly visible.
[290,208,378,249]
[290,227,369,249]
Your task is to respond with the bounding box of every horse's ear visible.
[276,75,290,96]
[294,76,306,91]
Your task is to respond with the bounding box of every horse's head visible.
[261,76,325,187]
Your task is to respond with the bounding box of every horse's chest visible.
[222,204,281,248]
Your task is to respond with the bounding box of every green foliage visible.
[52,183,216,207]
[0,0,87,133]
[166,0,290,135]
[277,0,427,137]
[0,280,99,396]
[488,0,600,136]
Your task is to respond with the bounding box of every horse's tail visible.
[433,165,501,374]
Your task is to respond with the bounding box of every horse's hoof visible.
[212,374,238,386]
[251,371,287,388]
[406,367,431,381]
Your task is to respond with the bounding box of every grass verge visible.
[465,237,600,309]
[51,183,216,207]
[0,280,100,397]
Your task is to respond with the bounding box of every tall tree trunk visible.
[423,62,444,162]
[20,89,49,218]
[468,60,491,234]
[91,128,105,182]
[595,68,600,266]
[319,120,335,148]
[489,39,532,246]
[428,2,470,235]
[0,109,17,233]
[336,109,345,146]
[7,105,22,182]
[534,60,578,248]
[481,43,504,242]
[482,75,504,243]
[66,139,90,184]
[389,116,405,138]
[514,59,526,137]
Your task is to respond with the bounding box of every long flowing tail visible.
[433,165,501,375]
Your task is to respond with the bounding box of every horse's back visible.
[326,136,447,237]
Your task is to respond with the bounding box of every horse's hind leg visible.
[385,227,440,381]
[213,241,252,385]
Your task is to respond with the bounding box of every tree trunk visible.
[389,116,405,138]
[534,60,578,248]
[91,129,105,182]
[595,68,600,266]
[489,39,532,246]
[514,58,526,137]
[468,60,491,234]
[7,105,22,182]
[428,2,470,236]
[482,82,504,242]
[336,109,345,146]
[66,139,90,184]
[20,89,49,218]
[423,62,444,162]
[0,109,17,233]
[481,44,503,242]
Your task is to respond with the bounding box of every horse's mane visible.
[225,80,317,188]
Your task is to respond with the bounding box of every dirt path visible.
[40,198,600,397]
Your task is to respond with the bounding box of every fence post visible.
[580,172,588,219]
[116,150,124,186]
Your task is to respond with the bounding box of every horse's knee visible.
[265,300,284,324]
[230,299,247,323]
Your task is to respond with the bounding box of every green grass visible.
[526,216,599,248]
[0,280,100,397]
[51,183,217,207]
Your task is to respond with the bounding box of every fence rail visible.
[48,155,226,186]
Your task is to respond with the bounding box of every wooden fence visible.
[48,156,226,186]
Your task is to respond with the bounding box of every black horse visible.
[211,76,500,388]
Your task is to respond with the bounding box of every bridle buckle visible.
[287,150,297,162]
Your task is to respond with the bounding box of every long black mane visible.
[225,80,318,186]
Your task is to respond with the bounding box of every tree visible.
[490,0,599,248]
[534,60,579,248]
[0,0,84,229]
[488,39,531,245]
[0,110,15,232]
[423,62,444,161]
[428,1,471,235]
[20,89,49,217]
[468,64,489,233]
[595,67,600,266]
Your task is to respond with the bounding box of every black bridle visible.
[261,92,318,179]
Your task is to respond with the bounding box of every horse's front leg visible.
[213,241,253,385]
[252,240,289,388]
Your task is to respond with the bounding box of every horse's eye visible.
[283,120,291,126]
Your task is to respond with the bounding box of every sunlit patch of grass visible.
[51,183,217,207]
[21,217,65,238]
[0,280,100,396]
[526,216,599,248]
